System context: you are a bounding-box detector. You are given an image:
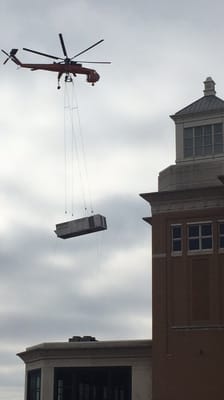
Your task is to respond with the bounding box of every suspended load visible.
[55,214,107,239]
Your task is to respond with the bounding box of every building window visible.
[188,223,212,251]
[219,222,224,249]
[184,123,223,158]
[27,369,41,400]
[171,225,182,253]
[54,367,131,400]
[57,380,63,400]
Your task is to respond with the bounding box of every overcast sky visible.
[1,0,224,399]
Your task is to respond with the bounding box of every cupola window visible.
[184,123,223,158]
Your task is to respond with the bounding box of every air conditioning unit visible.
[55,214,107,239]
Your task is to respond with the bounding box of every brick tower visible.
[141,77,224,400]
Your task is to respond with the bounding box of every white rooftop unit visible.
[55,214,107,239]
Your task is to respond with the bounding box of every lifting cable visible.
[63,80,94,217]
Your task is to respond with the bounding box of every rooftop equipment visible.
[55,214,107,239]
[68,336,97,342]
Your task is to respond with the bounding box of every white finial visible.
[203,77,216,96]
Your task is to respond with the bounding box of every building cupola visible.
[203,76,216,96]
[158,78,224,191]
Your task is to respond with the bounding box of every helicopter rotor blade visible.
[71,39,104,60]
[77,60,111,64]
[23,47,63,60]
[59,33,68,58]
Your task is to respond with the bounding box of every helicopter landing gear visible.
[57,72,63,90]
[57,72,73,89]
[57,73,73,89]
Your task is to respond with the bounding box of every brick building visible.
[141,77,224,400]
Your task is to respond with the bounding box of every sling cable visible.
[55,81,107,239]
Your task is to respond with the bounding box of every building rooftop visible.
[171,77,224,120]
[17,339,152,363]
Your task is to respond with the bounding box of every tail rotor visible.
[1,48,18,64]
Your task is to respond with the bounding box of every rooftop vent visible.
[68,336,97,342]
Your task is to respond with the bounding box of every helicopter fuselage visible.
[12,54,100,85]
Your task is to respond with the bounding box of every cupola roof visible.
[171,77,224,120]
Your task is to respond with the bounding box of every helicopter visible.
[2,33,110,89]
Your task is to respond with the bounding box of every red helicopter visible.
[2,33,110,89]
